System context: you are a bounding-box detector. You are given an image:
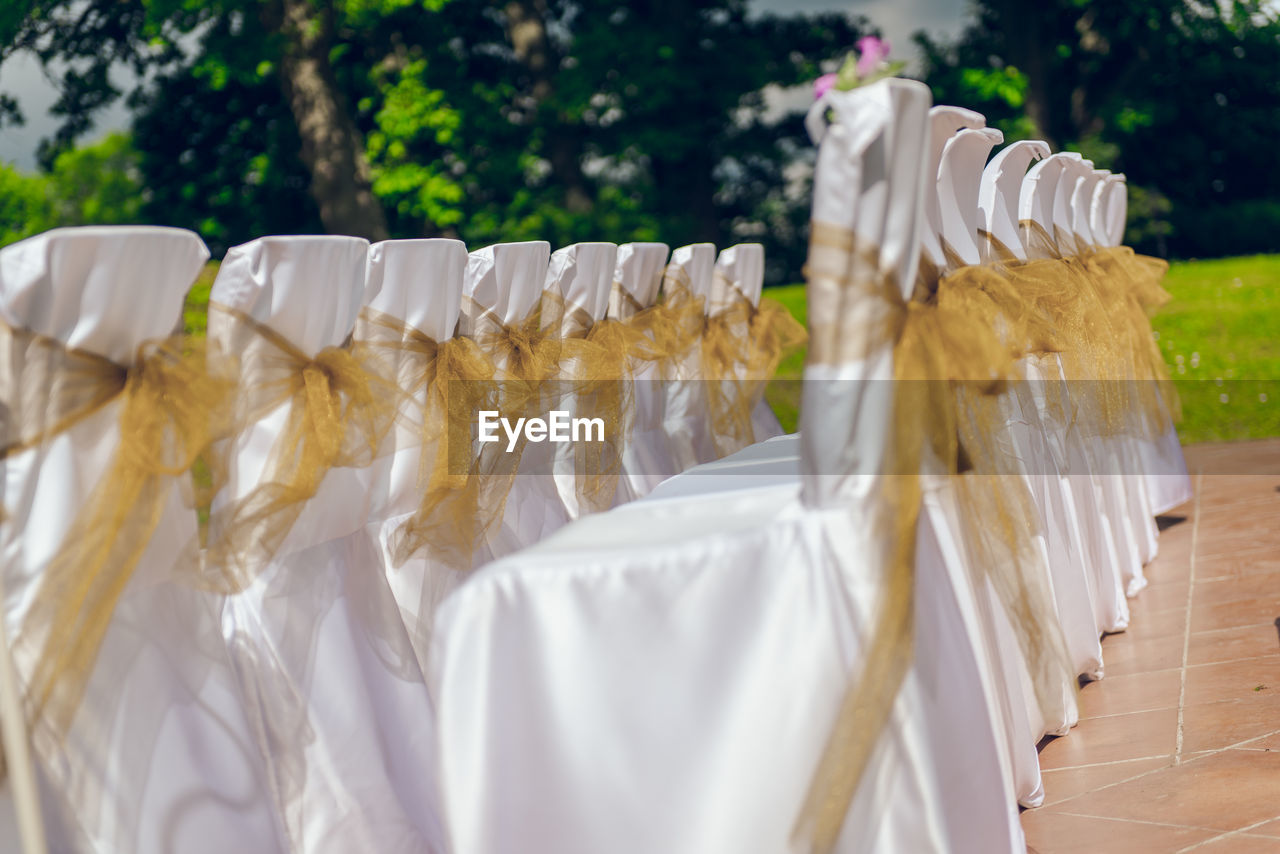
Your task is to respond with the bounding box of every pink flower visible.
[813,72,838,100]
[855,35,892,77]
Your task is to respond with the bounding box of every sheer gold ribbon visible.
[200,303,400,591]
[932,264,1082,722]
[795,221,920,851]
[701,292,756,454]
[1012,222,1179,440]
[461,300,565,542]
[351,307,498,570]
[702,287,808,455]
[796,225,1076,850]
[570,313,648,513]
[1,319,231,743]
[660,267,710,364]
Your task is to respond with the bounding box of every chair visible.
[0,226,284,854]
[607,242,674,499]
[660,242,719,469]
[206,235,443,854]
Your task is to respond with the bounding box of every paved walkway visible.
[1023,439,1280,853]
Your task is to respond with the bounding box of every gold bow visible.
[200,304,399,590]
[796,231,1075,852]
[1,320,231,742]
[352,307,499,571]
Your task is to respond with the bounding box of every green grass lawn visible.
[762,254,1280,443]
[185,254,1280,444]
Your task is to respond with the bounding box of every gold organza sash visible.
[701,294,756,453]
[351,307,498,570]
[1,319,230,741]
[702,289,807,454]
[200,303,400,590]
[796,231,1078,851]
[569,314,647,512]
[1003,225,1179,440]
[794,221,919,851]
[660,269,710,363]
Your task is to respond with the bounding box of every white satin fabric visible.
[208,236,443,854]
[462,242,564,559]
[429,486,1022,854]
[545,242,618,519]
[608,242,674,500]
[939,129,1105,684]
[359,238,470,676]
[711,243,786,446]
[661,243,718,469]
[0,226,286,854]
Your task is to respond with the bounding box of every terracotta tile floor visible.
[1024,439,1280,854]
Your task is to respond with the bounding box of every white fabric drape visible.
[545,242,618,519]
[0,226,286,854]
[463,242,561,559]
[207,236,443,854]
[608,242,673,500]
[661,242,718,469]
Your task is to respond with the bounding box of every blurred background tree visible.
[1,0,861,281]
[917,0,1280,258]
[4,0,1280,272]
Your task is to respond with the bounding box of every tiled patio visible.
[1023,439,1280,853]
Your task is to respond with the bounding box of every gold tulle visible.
[796,231,1081,852]
[1011,223,1179,441]
[794,221,919,851]
[701,296,757,454]
[702,291,808,455]
[351,307,499,570]
[1,319,231,742]
[199,303,401,591]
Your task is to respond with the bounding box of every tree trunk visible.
[273,0,389,241]
[991,0,1056,148]
[503,0,593,215]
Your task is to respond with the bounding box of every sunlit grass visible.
[1155,255,1280,443]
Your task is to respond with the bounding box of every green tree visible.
[46,132,145,225]
[916,0,1280,257]
[3,0,394,240]
[0,164,54,246]
[6,0,863,280]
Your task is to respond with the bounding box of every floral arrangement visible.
[813,36,905,99]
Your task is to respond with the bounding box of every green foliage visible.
[0,163,54,246]
[1,133,145,247]
[46,132,145,225]
[959,66,1027,108]
[4,0,865,281]
[916,0,1280,261]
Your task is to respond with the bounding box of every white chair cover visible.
[460,241,557,558]
[544,242,618,519]
[0,226,285,854]
[608,242,673,499]
[426,78,1023,854]
[208,235,442,854]
[361,238,469,673]
[661,242,718,469]
[711,243,786,445]
[1020,156,1133,635]
[942,128,1106,683]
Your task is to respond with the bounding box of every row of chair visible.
[1,78,1188,853]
